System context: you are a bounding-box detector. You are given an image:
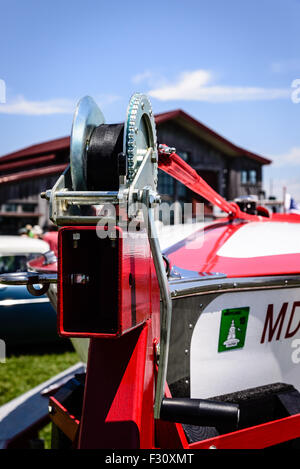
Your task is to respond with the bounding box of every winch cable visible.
[158,144,261,222]
[85,123,125,191]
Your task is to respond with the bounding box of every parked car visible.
[0,236,59,347]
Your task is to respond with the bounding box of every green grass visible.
[0,340,79,449]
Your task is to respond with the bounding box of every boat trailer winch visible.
[2,93,300,449]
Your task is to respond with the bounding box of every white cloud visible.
[0,95,75,115]
[0,79,6,104]
[264,175,300,204]
[132,70,154,85]
[271,146,300,167]
[147,69,290,102]
[131,70,168,90]
[95,93,121,105]
[264,147,300,203]
[0,94,122,116]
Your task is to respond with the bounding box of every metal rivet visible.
[209,445,217,449]
[189,324,193,329]
[185,349,189,354]
[48,405,55,415]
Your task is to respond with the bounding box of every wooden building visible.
[0,109,271,234]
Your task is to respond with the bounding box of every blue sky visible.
[0,0,300,201]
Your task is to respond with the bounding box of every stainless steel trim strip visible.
[169,275,300,299]
[0,298,50,306]
[142,188,172,420]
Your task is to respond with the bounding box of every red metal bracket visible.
[189,412,300,449]
[158,145,261,222]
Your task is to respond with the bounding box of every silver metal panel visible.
[169,274,300,299]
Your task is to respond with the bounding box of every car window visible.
[0,254,41,273]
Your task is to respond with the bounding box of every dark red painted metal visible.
[49,395,80,443]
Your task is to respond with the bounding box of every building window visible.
[241,170,248,185]
[2,203,18,213]
[177,180,187,199]
[249,170,257,184]
[22,203,37,213]
[241,169,257,185]
[158,170,174,197]
[178,151,190,162]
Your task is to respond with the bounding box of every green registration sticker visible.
[218,307,249,352]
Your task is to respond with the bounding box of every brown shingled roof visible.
[155,109,272,165]
[0,109,271,181]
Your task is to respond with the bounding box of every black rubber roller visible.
[86,123,125,191]
[160,397,240,431]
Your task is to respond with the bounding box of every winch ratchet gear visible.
[124,93,158,186]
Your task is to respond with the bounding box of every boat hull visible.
[167,275,300,399]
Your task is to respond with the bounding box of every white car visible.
[0,236,50,272]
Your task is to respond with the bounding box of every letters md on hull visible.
[175,286,300,398]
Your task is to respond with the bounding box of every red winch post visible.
[56,225,161,449]
[158,145,260,222]
[78,321,156,449]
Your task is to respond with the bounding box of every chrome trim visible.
[169,265,226,282]
[42,250,57,266]
[169,274,300,299]
[54,216,117,224]
[0,272,57,286]
[0,298,50,306]
[142,188,172,420]
[54,191,120,205]
[70,96,105,191]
